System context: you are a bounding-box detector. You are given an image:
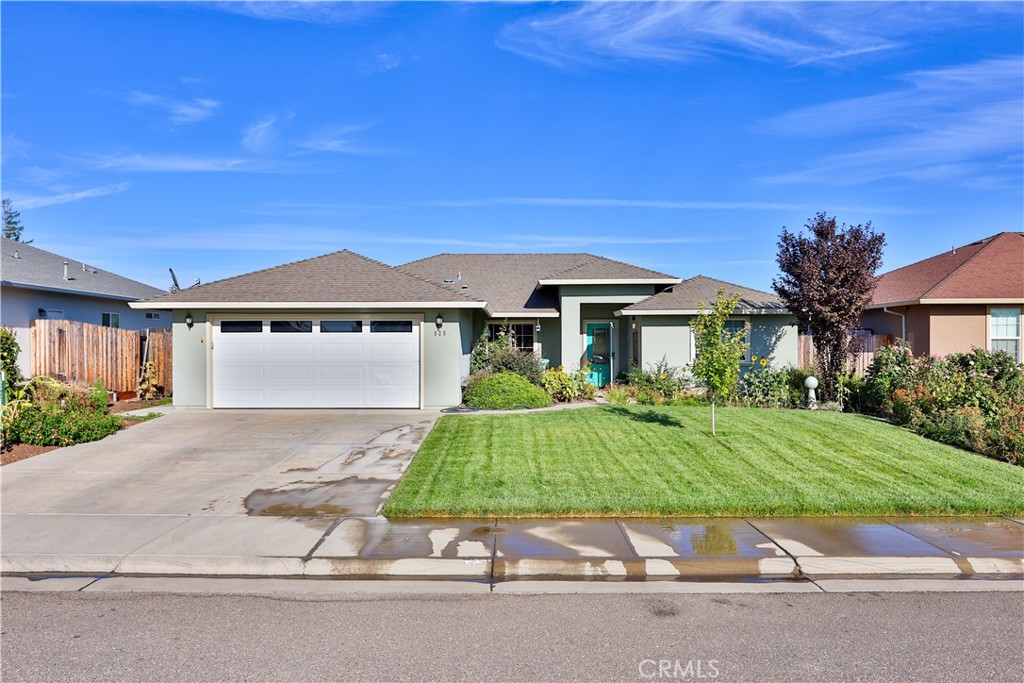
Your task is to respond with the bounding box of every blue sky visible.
[2,1,1021,291]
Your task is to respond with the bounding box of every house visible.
[1,237,170,377]
[861,232,1024,362]
[130,249,798,409]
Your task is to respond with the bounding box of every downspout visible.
[882,307,906,342]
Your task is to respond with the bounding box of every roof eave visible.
[488,310,561,318]
[621,307,791,316]
[2,280,157,302]
[536,277,682,288]
[128,300,492,313]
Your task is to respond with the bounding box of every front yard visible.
[383,405,1024,518]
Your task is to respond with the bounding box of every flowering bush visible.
[540,364,596,403]
[864,342,1024,464]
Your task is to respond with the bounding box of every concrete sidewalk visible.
[3,513,1021,583]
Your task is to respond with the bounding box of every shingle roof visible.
[1,237,165,301]
[398,253,678,315]
[870,232,1024,307]
[621,275,787,314]
[136,249,486,308]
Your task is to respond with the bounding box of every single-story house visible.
[131,249,797,409]
[860,232,1023,362]
[1,237,170,377]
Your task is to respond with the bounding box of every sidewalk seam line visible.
[744,519,803,578]
[110,516,194,574]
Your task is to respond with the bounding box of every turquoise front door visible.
[586,322,611,387]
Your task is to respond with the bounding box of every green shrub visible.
[469,325,544,384]
[540,364,596,403]
[1,326,22,388]
[605,384,632,405]
[913,407,992,457]
[9,405,123,447]
[463,372,552,410]
[4,379,122,447]
[625,358,691,401]
[737,365,794,408]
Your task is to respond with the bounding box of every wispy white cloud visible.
[426,197,804,211]
[211,2,388,25]
[2,134,31,162]
[83,153,258,173]
[15,182,131,209]
[242,115,278,154]
[496,3,908,70]
[126,91,220,124]
[294,124,387,155]
[757,57,1024,185]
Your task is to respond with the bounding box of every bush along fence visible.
[799,333,893,375]
[30,319,172,396]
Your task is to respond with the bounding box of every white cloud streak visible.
[426,197,804,211]
[496,3,907,70]
[83,153,258,173]
[242,115,278,154]
[16,182,131,209]
[211,2,388,25]
[126,91,220,124]
[757,57,1024,185]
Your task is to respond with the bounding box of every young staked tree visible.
[2,199,29,243]
[773,212,885,402]
[691,287,749,437]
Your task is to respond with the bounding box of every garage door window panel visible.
[271,320,312,333]
[371,320,414,333]
[221,321,263,333]
[321,320,362,333]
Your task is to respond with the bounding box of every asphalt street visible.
[2,590,1021,682]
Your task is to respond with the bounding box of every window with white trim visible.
[487,322,535,352]
[990,308,1021,362]
[145,312,161,320]
[101,312,120,328]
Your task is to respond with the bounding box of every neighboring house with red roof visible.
[861,232,1024,362]
[131,249,798,409]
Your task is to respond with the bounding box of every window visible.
[221,320,262,333]
[321,320,362,333]
[101,312,120,328]
[487,323,535,352]
[724,319,750,362]
[271,320,312,333]
[370,320,413,333]
[990,308,1021,363]
[145,312,161,320]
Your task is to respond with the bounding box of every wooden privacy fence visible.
[798,334,894,376]
[30,319,172,395]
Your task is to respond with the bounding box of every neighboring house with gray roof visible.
[131,248,796,409]
[1,237,169,377]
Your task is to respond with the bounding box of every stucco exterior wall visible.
[171,307,469,409]
[861,308,906,339]
[637,313,799,371]
[905,306,931,356]
[928,305,988,357]
[558,284,654,376]
[0,285,169,376]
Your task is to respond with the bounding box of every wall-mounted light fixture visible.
[185,312,194,330]
[435,313,444,329]
[38,308,47,318]
[535,321,542,333]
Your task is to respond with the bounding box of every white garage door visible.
[212,318,420,408]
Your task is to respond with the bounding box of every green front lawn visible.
[383,405,1024,518]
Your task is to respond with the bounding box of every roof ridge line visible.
[161,248,356,296]
[389,259,486,304]
[690,273,778,298]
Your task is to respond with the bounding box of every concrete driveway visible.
[1,409,440,574]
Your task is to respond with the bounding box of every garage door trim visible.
[207,312,425,409]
